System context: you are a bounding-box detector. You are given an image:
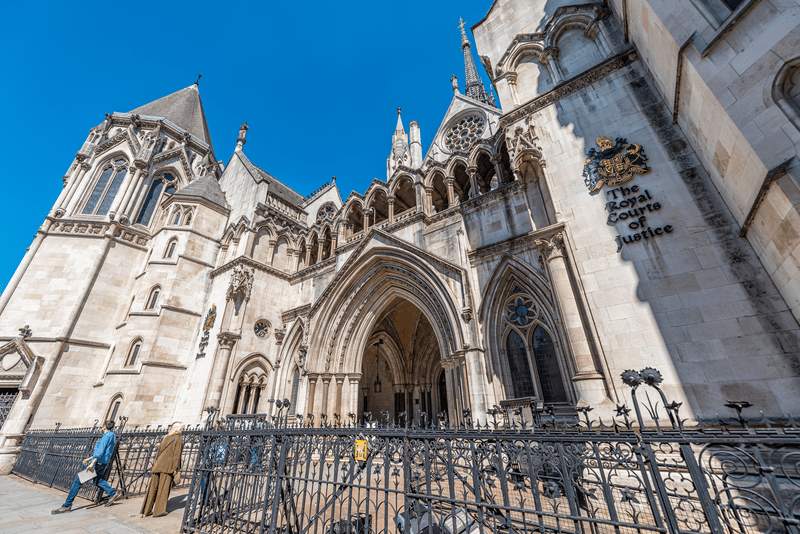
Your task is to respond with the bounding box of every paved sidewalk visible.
[0,475,188,534]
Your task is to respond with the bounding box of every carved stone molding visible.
[217,334,238,349]
[534,232,566,262]
[226,264,254,302]
[500,49,638,128]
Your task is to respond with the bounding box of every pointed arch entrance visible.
[304,241,485,425]
[358,297,444,425]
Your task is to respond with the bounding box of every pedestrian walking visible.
[141,421,184,517]
[51,420,121,513]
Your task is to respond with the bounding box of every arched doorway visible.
[358,297,443,426]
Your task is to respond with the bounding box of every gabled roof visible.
[234,151,305,207]
[172,175,228,210]
[128,85,214,152]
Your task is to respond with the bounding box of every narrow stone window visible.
[127,342,141,366]
[106,394,124,421]
[172,212,181,225]
[165,239,178,259]
[147,287,160,310]
[184,212,192,226]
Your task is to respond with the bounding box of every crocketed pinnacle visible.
[459,18,496,108]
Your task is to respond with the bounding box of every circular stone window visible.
[254,319,271,339]
[444,114,486,152]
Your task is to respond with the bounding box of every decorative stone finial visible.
[235,122,248,152]
[450,75,459,94]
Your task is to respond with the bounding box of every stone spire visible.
[459,18,496,108]
[387,108,411,179]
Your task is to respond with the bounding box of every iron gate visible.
[181,372,800,534]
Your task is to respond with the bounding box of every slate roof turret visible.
[128,85,214,151]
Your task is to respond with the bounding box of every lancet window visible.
[136,173,178,226]
[502,289,568,404]
[83,157,128,216]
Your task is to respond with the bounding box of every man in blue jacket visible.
[52,420,121,513]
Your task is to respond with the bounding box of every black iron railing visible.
[11,421,204,501]
[180,373,800,534]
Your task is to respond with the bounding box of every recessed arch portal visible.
[306,246,477,425]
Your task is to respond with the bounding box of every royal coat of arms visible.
[583,136,649,191]
[203,304,217,331]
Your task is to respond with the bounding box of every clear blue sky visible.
[0,1,496,293]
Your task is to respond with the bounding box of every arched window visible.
[126,341,141,367]
[165,238,178,259]
[232,360,269,415]
[146,287,161,310]
[83,157,128,216]
[505,331,537,398]
[172,211,181,225]
[184,212,193,225]
[136,173,178,226]
[289,368,300,415]
[502,291,569,404]
[106,394,124,422]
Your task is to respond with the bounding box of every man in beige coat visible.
[141,422,183,517]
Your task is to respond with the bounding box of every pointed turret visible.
[128,85,214,151]
[459,18,496,108]
[387,108,412,179]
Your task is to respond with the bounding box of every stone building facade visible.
[1,0,799,472]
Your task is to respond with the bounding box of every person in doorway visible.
[141,421,184,517]
[51,420,121,514]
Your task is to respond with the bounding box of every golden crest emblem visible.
[203,304,217,331]
[583,136,649,191]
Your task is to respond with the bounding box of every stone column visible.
[204,333,239,411]
[125,175,151,223]
[110,165,142,221]
[348,373,361,419]
[415,181,424,212]
[534,233,606,405]
[306,373,318,421]
[466,166,479,198]
[63,163,93,215]
[490,154,504,186]
[540,47,563,85]
[317,240,324,262]
[445,177,456,207]
[388,198,395,223]
[304,245,312,267]
[334,374,345,419]
[444,363,457,425]
[321,375,332,421]
[506,72,521,107]
[424,186,434,214]
[330,232,338,252]
[464,349,487,425]
[291,250,301,271]
[363,209,370,232]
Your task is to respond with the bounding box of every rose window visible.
[444,114,485,152]
[254,320,271,339]
[507,296,537,326]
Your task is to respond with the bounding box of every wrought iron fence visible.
[180,372,800,534]
[11,420,204,501]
